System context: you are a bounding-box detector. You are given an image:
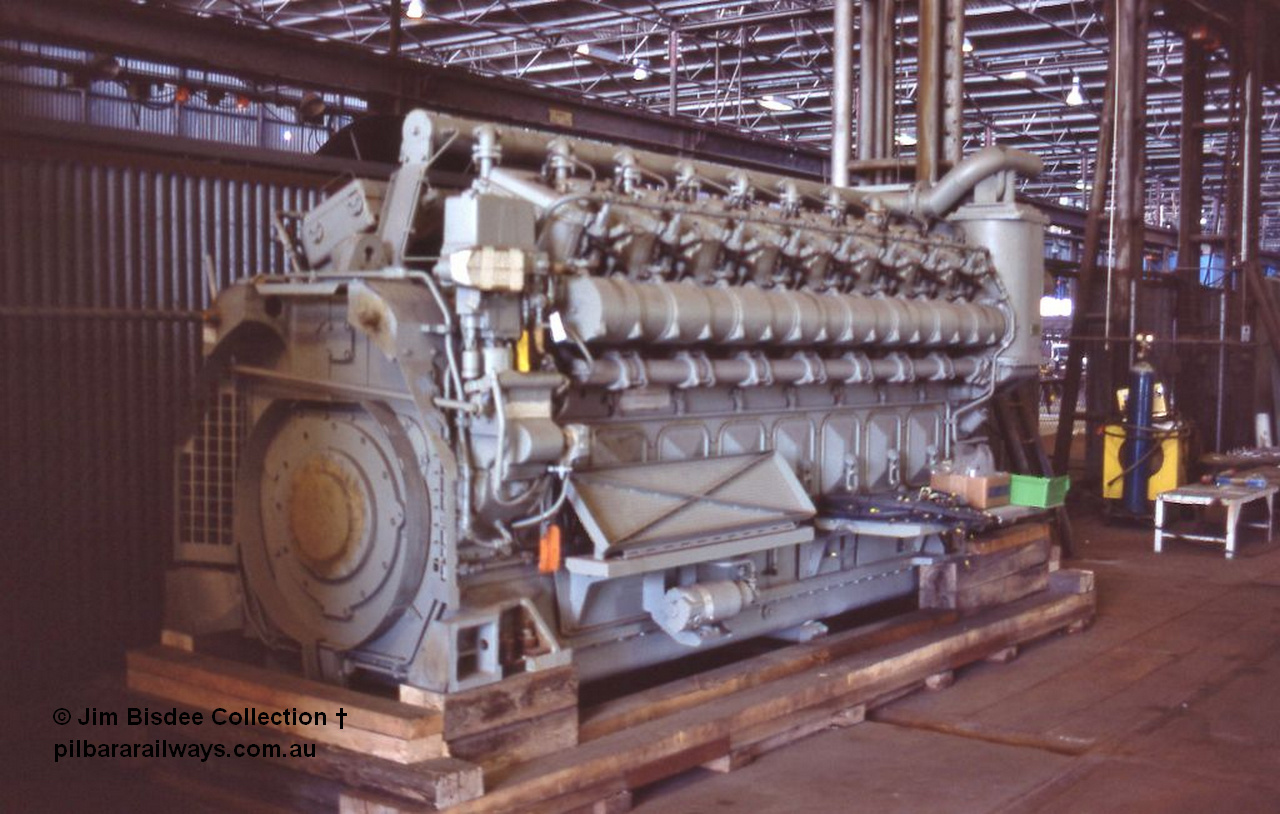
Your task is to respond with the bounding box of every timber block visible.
[924,670,955,691]
[985,645,1019,664]
[341,789,433,814]
[1050,568,1096,595]
[702,699,867,773]
[963,522,1050,556]
[450,706,579,773]
[159,629,195,652]
[1066,618,1091,634]
[401,666,579,772]
[126,646,445,764]
[920,535,1052,612]
[522,781,634,814]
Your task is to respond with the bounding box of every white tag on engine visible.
[449,247,526,292]
[548,311,569,343]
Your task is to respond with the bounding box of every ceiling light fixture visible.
[895,131,918,146]
[632,59,650,81]
[1005,69,1047,87]
[296,92,327,124]
[758,94,796,112]
[962,37,974,54]
[575,43,592,57]
[405,0,425,20]
[1066,74,1085,107]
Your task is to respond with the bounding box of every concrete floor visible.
[632,509,1280,814]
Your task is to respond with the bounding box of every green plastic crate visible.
[1009,474,1071,508]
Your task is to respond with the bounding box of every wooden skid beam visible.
[126,646,444,764]
[580,609,959,742]
[146,714,481,810]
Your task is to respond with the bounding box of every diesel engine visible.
[168,110,1047,693]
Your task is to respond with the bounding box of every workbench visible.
[1153,483,1277,559]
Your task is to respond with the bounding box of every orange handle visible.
[538,524,562,574]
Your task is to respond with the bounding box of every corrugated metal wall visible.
[0,135,324,695]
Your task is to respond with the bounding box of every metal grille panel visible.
[175,385,245,562]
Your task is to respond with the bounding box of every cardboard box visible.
[930,470,1011,510]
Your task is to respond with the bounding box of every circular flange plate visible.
[237,401,427,650]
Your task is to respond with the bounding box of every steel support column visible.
[1176,34,1206,324]
[832,0,853,188]
[1237,0,1280,451]
[857,0,881,163]
[876,0,896,162]
[1112,0,1151,349]
[916,0,944,185]
[668,30,680,117]
[1052,12,1121,475]
[943,0,966,167]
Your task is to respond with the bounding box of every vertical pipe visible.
[876,0,895,161]
[1052,24,1119,474]
[1239,3,1261,272]
[1177,36,1204,329]
[916,0,943,184]
[1236,0,1280,453]
[713,42,721,123]
[1217,291,1227,449]
[1112,0,1149,367]
[857,0,878,162]
[389,0,402,58]
[832,0,853,188]
[1121,355,1156,515]
[943,0,965,167]
[668,30,679,117]
[737,28,745,122]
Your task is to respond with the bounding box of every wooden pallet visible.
[127,526,1092,813]
[398,571,1094,814]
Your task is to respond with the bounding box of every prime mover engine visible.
[168,110,1047,693]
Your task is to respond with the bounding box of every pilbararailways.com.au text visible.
[52,705,348,763]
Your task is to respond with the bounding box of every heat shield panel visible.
[568,452,816,559]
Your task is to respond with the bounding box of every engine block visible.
[169,110,1047,692]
